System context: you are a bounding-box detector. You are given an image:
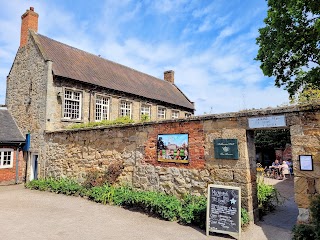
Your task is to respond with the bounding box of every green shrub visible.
[68,116,134,129]
[25,178,49,191]
[26,178,251,229]
[241,208,250,226]
[26,178,84,196]
[140,114,150,122]
[292,195,320,240]
[113,187,181,221]
[87,185,115,204]
[257,179,282,217]
[292,224,317,240]
[180,194,206,228]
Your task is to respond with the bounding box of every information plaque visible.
[206,184,241,239]
[299,155,313,171]
[248,115,286,129]
[214,139,239,160]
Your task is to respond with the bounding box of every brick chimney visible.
[20,7,39,48]
[164,70,174,84]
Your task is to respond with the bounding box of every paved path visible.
[0,178,297,240]
[0,185,210,240]
[245,176,298,240]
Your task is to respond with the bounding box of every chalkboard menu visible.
[206,184,241,239]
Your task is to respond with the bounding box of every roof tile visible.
[35,34,194,110]
[0,108,25,143]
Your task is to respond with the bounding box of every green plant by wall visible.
[68,116,134,129]
[241,208,250,227]
[26,178,252,230]
[140,114,150,122]
[257,178,283,218]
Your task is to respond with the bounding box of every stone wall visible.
[290,111,320,222]
[6,33,49,180]
[44,117,257,220]
[6,34,48,151]
[42,104,320,223]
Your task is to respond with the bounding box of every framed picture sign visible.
[157,134,189,163]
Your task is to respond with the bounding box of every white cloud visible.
[197,18,212,33]
[150,0,189,14]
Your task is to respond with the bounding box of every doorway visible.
[30,153,39,181]
[251,128,298,233]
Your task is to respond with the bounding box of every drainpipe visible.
[15,144,21,184]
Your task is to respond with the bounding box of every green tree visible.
[255,129,290,149]
[290,85,320,104]
[256,0,320,97]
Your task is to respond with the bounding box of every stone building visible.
[0,106,25,185]
[6,8,194,178]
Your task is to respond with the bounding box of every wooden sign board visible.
[206,184,241,239]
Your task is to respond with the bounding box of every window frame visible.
[119,100,132,119]
[171,110,180,119]
[95,94,110,122]
[140,103,151,119]
[157,106,166,119]
[0,148,14,169]
[62,88,83,121]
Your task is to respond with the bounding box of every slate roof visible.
[33,32,194,110]
[0,107,25,144]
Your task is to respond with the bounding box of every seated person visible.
[272,159,280,167]
[270,159,280,178]
[279,160,290,179]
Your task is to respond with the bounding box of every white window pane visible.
[120,101,131,118]
[158,107,166,119]
[64,90,82,120]
[0,150,13,168]
[95,96,110,121]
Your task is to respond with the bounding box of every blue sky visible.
[0,0,290,114]
[159,134,188,147]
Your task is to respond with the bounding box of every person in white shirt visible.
[280,160,290,180]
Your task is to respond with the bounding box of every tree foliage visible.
[256,0,320,97]
[255,129,290,149]
[291,86,320,104]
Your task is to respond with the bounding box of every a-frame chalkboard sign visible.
[206,184,241,239]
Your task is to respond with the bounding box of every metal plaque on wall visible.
[214,139,239,160]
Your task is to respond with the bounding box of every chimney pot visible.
[164,70,174,84]
[20,7,39,48]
